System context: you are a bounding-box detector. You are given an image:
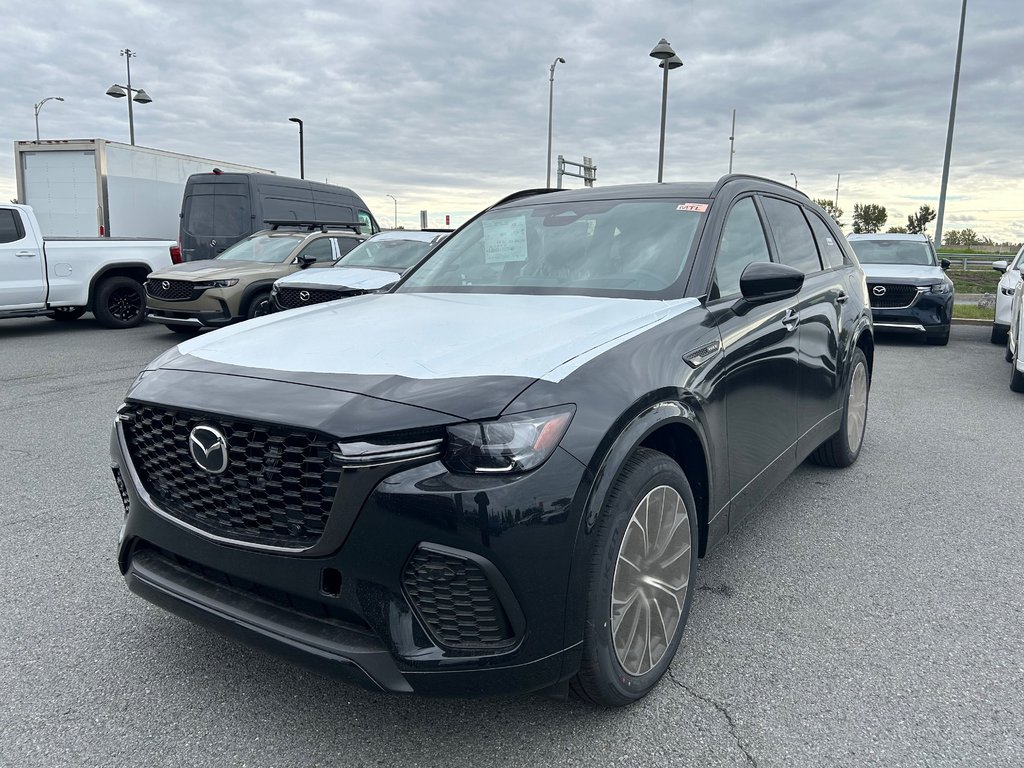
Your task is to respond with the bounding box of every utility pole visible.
[728,109,736,174]
[934,0,968,248]
[835,173,840,208]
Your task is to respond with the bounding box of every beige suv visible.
[145,223,365,335]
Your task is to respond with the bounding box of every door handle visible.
[836,290,849,304]
[781,308,800,332]
[15,251,36,258]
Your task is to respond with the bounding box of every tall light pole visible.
[105,49,152,146]
[934,0,968,248]
[33,96,64,142]
[728,108,736,173]
[790,172,798,189]
[288,117,304,179]
[386,194,397,229]
[649,39,683,183]
[546,56,566,188]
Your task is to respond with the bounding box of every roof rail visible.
[263,220,363,233]
[711,174,811,200]
[487,188,563,209]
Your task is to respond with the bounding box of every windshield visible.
[850,239,936,266]
[398,199,704,297]
[215,233,303,263]
[339,238,436,270]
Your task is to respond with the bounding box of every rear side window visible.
[761,197,822,274]
[807,214,846,269]
[0,209,26,243]
[711,197,771,300]
[333,236,363,258]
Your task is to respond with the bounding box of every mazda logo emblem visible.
[872,285,886,296]
[188,425,229,474]
[299,290,310,301]
[161,280,170,290]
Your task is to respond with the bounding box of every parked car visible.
[179,172,380,262]
[1005,255,1024,392]
[270,229,450,312]
[112,175,874,706]
[991,245,1023,344]
[0,203,177,328]
[145,222,366,334]
[846,233,954,345]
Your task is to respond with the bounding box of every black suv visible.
[112,176,873,706]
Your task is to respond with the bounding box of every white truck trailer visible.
[13,139,273,239]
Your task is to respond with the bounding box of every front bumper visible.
[146,291,236,328]
[111,413,589,697]
[870,289,953,337]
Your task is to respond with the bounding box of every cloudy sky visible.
[2,0,1021,241]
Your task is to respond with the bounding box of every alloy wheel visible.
[109,287,141,323]
[846,361,868,452]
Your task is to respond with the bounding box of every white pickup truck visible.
[0,203,177,328]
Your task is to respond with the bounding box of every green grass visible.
[938,246,1018,255]
[953,304,996,321]
[949,271,1001,294]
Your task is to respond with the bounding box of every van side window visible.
[0,209,26,244]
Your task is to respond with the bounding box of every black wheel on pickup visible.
[94,276,145,329]
[48,306,86,322]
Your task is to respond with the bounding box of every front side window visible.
[358,211,378,235]
[711,197,771,300]
[400,199,705,297]
[761,197,822,274]
[215,233,303,263]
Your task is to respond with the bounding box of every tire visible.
[1006,339,1014,364]
[1011,346,1024,393]
[93,276,145,329]
[809,347,869,468]
[163,324,201,338]
[48,306,86,322]
[991,325,1008,345]
[926,326,950,346]
[245,291,272,320]
[571,447,698,708]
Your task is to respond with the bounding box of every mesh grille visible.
[403,548,514,649]
[869,283,919,309]
[121,404,341,548]
[276,287,346,309]
[146,279,195,301]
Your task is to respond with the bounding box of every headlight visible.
[444,405,575,474]
[1002,286,1016,296]
[929,281,952,294]
[194,279,239,289]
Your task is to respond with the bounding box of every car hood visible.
[149,260,293,280]
[861,263,948,283]
[275,266,402,291]
[155,292,700,420]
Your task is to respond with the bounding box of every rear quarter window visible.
[806,214,847,269]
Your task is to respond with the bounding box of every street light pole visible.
[934,0,968,249]
[546,57,566,188]
[728,108,736,174]
[106,49,152,146]
[33,96,64,142]
[649,39,683,183]
[288,117,304,179]
[386,194,397,229]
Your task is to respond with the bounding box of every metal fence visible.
[940,253,1013,272]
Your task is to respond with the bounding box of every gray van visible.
[179,172,380,261]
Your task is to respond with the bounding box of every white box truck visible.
[13,139,273,239]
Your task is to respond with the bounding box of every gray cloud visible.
[1,0,1021,238]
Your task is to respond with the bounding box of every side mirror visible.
[992,260,1008,274]
[733,262,804,314]
[295,254,316,268]
[940,258,951,270]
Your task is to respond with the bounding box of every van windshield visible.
[216,233,303,263]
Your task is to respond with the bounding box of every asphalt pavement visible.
[0,316,1021,767]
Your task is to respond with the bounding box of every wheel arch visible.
[854,324,874,377]
[87,263,151,311]
[239,280,277,316]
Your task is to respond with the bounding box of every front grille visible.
[403,547,515,649]
[146,279,194,301]
[869,283,920,309]
[276,286,346,310]
[121,404,341,549]
[112,467,130,515]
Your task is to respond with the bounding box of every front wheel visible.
[926,326,950,346]
[48,306,86,322]
[93,276,145,329]
[991,325,1008,345]
[809,346,869,468]
[572,448,697,707]
[246,292,272,320]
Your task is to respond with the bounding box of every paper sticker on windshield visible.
[483,216,528,263]
[677,203,708,212]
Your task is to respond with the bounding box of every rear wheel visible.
[246,291,272,319]
[809,347,869,468]
[1011,343,1024,393]
[48,306,86,322]
[572,448,697,708]
[93,276,145,329]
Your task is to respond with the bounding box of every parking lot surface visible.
[1,317,1020,767]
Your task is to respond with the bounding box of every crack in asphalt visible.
[667,667,758,767]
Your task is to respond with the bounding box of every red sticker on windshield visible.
[677,203,708,212]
